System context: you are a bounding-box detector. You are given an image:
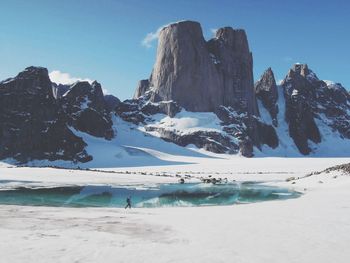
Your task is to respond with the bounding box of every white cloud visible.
[141,26,165,48]
[210,28,218,37]
[102,88,110,95]
[49,70,93,85]
[141,22,180,48]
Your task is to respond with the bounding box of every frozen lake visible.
[0,182,301,208]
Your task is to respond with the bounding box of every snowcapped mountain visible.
[0,20,349,165]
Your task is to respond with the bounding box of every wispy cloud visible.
[49,70,92,85]
[141,25,165,48]
[142,22,180,48]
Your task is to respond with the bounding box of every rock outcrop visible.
[281,64,322,154]
[314,81,350,139]
[115,93,181,125]
[52,83,70,99]
[145,126,239,154]
[60,81,114,140]
[0,67,91,163]
[134,21,257,115]
[255,68,279,126]
[207,27,258,116]
[133,79,150,99]
[104,94,121,112]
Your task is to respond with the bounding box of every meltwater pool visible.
[0,182,301,208]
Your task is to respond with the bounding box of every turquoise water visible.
[0,183,301,208]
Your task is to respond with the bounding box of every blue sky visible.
[0,0,349,99]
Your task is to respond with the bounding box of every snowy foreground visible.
[0,156,350,263]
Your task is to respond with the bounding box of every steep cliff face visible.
[149,21,223,112]
[207,27,258,116]
[281,64,321,154]
[135,21,257,115]
[255,68,278,126]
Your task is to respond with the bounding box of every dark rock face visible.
[0,67,91,163]
[52,83,70,99]
[135,21,257,115]
[60,81,114,140]
[314,81,350,139]
[133,79,150,99]
[115,94,181,124]
[282,64,322,154]
[147,21,222,112]
[144,127,239,154]
[207,27,258,116]
[104,94,121,112]
[215,106,278,156]
[255,68,279,126]
[255,120,279,149]
[281,63,350,154]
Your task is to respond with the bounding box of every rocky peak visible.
[61,80,114,140]
[135,20,257,116]
[0,67,91,163]
[290,64,313,78]
[282,64,322,154]
[104,94,121,112]
[17,66,50,80]
[207,26,257,116]
[283,64,321,93]
[2,66,54,99]
[133,79,150,99]
[214,27,250,54]
[147,20,221,112]
[255,67,278,126]
[133,20,273,155]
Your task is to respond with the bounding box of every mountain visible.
[134,21,257,116]
[0,66,115,163]
[126,21,350,158]
[255,67,278,127]
[132,21,276,156]
[281,64,350,154]
[0,20,349,165]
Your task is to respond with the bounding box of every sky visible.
[0,0,349,99]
